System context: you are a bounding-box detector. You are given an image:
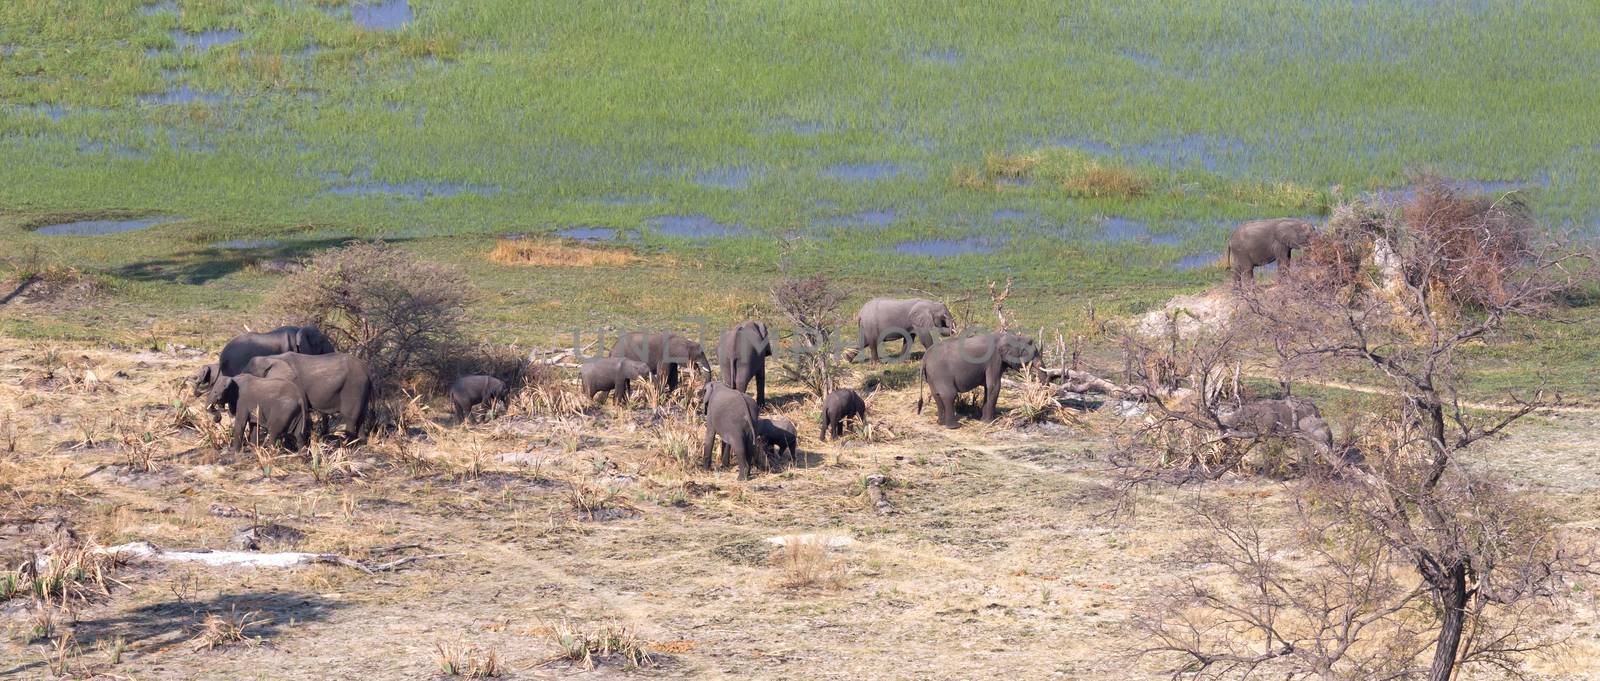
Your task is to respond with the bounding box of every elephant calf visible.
[1221,397,1333,451]
[917,331,1040,428]
[1227,218,1318,284]
[701,382,763,480]
[448,375,508,425]
[187,362,220,396]
[755,416,798,465]
[820,388,868,441]
[206,375,310,452]
[609,332,710,393]
[580,357,652,404]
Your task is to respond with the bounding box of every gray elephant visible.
[1227,218,1318,284]
[243,352,373,442]
[1221,397,1333,451]
[609,332,711,392]
[755,416,798,465]
[917,331,1040,428]
[580,357,652,404]
[205,374,310,452]
[855,298,956,363]
[718,320,771,408]
[448,375,508,425]
[187,362,220,396]
[700,382,763,480]
[820,388,868,441]
[218,325,335,377]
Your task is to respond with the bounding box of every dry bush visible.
[1299,200,1391,291]
[427,341,528,394]
[16,539,129,609]
[272,241,476,393]
[769,538,845,590]
[949,166,989,191]
[566,482,636,521]
[1062,161,1151,198]
[649,411,700,470]
[982,151,1042,179]
[434,641,505,678]
[513,364,585,417]
[1403,178,1538,308]
[771,272,849,399]
[488,238,637,267]
[547,621,657,670]
[189,607,266,651]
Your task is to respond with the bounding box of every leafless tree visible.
[1134,186,1595,680]
[770,274,849,399]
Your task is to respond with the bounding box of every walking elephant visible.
[448,375,508,425]
[1227,218,1318,284]
[855,298,956,362]
[218,325,336,377]
[609,332,711,392]
[718,320,771,408]
[580,357,652,404]
[243,352,373,442]
[917,331,1040,428]
[820,388,868,441]
[700,382,763,480]
[205,374,310,452]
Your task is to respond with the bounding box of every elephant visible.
[718,320,772,408]
[448,375,508,425]
[1227,218,1318,284]
[218,325,336,377]
[1220,397,1333,451]
[205,374,310,452]
[609,332,711,392]
[187,362,220,396]
[855,298,956,363]
[917,331,1041,428]
[755,416,798,465]
[700,382,763,480]
[580,357,652,404]
[820,388,868,441]
[243,352,373,442]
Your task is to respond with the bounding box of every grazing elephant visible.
[218,325,336,377]
[917,331,1041,428]
[1221,397,1333,451]
[820,388,868,441]
[718,321,772,408]
[700,382,763,480]
[609,332,711,392]
[205,375,310,452]
[187,362,220,396]
[448,375,508,425]
[580,357,652,404]
[755,416,798,465]
[856,298,956,362]
[1227,218,1318,284]
[243,352,373,442]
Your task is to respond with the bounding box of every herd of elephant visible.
[181,218,1322,480]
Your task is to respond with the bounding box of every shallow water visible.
[1173,252,1222,271]
[353,0,412,30]
[1097,217,1183,246]
[919,48,963,64]
[649,215,746,239]
[892,238,996,257]
[138,0,177,15]
[554,227,620,242]
[991,209,1028,222]
[694,166,761,190]
[821,162,905,182]
[213,239,281,249]
[140,85,226,106]
[325,181,499,200]
[36,217,178,236]
[171,29,243,51]
[18,103,68,122]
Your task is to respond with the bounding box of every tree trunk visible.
[1427,564,1470,681]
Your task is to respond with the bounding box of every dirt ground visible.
[3,340,1599,680]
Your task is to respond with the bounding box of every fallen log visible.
[102,541,457,574]
[864,474,894,515]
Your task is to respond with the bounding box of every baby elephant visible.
[448,375,508,425]
[1221,397,1333,451]
[755,416,798,465]
[701,382,763,480]
[820,388,868,441]
[581,357,652,404]
[206,374,310,452]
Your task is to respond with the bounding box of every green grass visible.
[2,0,1598,396]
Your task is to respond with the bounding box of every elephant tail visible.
[916,363,926,414]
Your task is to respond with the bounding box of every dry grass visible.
[17,539,129,609]
[983,151,1043,179]
[566,482,636,520]
[1062,161,1151,198]
[434,641,505,678]
[488,238,638,268]
[769,537,845,590]
[649,412,701,470]
[547,620,658,670]
[189,607,267,651]
[514,364,586,417]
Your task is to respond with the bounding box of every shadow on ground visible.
[113,238,412,285]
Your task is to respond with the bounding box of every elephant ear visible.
[911,308,934,330]
[289,327,308,353]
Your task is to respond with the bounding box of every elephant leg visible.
[700,425,716,470]
[733,441,751,481]
[1280,251,1292,279]
[819,417,830,441]
[230,417,246,452]
[665,365,680,392]
[865,330,880,363]
[453,401,466,425]
[754,370,766,409]
[719,441,731,469]
[981,382,999,422]
[939,393,959,428]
